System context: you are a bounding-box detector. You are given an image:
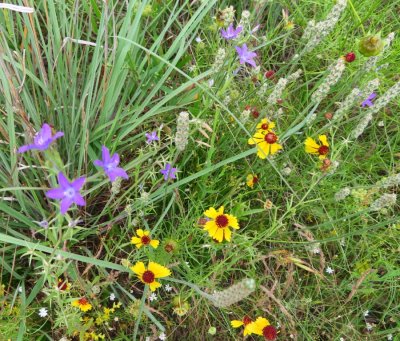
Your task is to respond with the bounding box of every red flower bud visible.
[345,52,356,63]
[265,70,275,79]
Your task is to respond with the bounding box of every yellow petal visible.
[318,134,329,147]
[130,262,146,276]
[204,207,218,219]
[136,229,144,237]
[217,206,224,215]
[244,325,252,336]
[231,320,244,328]
[256,143,270,159]
[247,321,262,335]
[204,221,218,234]
[149,281,162,292]
[256,118,276,131]
[213,228,224,242]
[255,317,270,329]
[148,262,171,278]
[224,228,231,242]
[227,214,239,229]
[304,137,320,153]
[142,230,150,236]
[150,239,159,248]
[246,174,254,188]
[319,154,328,160]
[71,300,80,308]
[131,237,142,247]
[81,303,92,312]
[270,142,283,155]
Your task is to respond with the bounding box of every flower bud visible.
[358,34,384,57]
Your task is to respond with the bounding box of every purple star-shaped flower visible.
[94,146,129,182]
[145,131,159,144]
[160,163,177,181]
[221,24,243,40]
[46,172,86,215]
[18,123,64,153]
[235,44,257,68]
[361,92,377,107]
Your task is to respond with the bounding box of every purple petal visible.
[235,46,242,54]
[46,188,65,199]
[60,198,73,215]
[17,144,33,153]
[94,160,104,167]
[112,167,129,180]
[40,124,52,140]
[74,194,86,207]
[57,173,70,189]
[53,131,64,140]
[110,153,120,166]
[247,59,257,68]
[101,145,111,163]
[71,177,86,190]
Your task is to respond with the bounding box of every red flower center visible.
[141,236,151,245]
[261,123,269,130]
[243,316,252,325]
[264,133,277,144]
[78,297,89,305]
[253,176,259,184]
[265,70,275,79]
[345,52,356,62]
[215,215,229,228]
[263,325,277,340]
[252,110,260,119]
[318,145,329,155]
[142,270,155,284]
[58,279,67,291]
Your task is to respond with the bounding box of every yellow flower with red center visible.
[304,135,330,159]
[130,261,171,292]
[57,278,71,291]
[72,297,92,312]
[131,229,159,249]
[246,174,259,188]
[203,206,239,242]
[248,130,283,159]
[248,317,278,340]
[231,315,253,336]
[256,118,275,132]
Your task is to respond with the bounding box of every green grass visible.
[0,0,399,340]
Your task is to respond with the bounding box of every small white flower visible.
[185,261,190,268]
[165,284,173,292]
[36,220,49,229]
[195,36,202,43]
[387,334,393,340]
[312,247,321,254]
[325,266,334,274]
[159,332,167,340]
[339,338,345,341]
[377,120,385,127]
[109,293,116,301]
[114,317,119,322]
[363,310,369,317]
[366,322,373,331]
[68,218,82,228]
[38,307,48,318]
[149,293,158,302]
[18,286,22,293]
[208,79,214,87]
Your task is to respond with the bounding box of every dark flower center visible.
[318,145,329,155]
[78,298,89,305]
[58,279,67,291]
[243,316,252,325]
[165,244,174,253]
[264,133,277,144]
[141,236,151,245]
[215,215,229,228]
[261,123,269,130]
[142,270,155,284]
[262,325,277,340]
[253,176,259,184]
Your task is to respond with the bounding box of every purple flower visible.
[361,92,377,107]
[235,44,257,68]
[145,131,159,144]
[160,163,177,181]
[94,146,129,182]
[221,24,242,40]
[46,173,86,215]
[18,123,64,153]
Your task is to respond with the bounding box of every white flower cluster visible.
[211,278,255,308]
[370,193,397,211]
[257,82,269,96]
[111,177,122,194]
[351,112,373,139]
[364,32,395,72]
[302,0,347,53]
[333,79,380,122]
[175,111,190,151]
[240,108,251,123]
[222,6,235,26]
[239,10,251,28]
[212,48,226,72]
[311,58,346,103]
[377,173,400,188]
[335,187,351,201]
[267,69,302,105]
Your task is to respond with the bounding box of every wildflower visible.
[38,307,48,318]
[18,123,64,153]
[235,44,257,68]
[370,193,397,211]
[146,131,159,143]
[248,317,278,340]
[149,293,158,302]
[335,187,351,202]
[363,310,369,317]
[72,297,92,312]
[265,70,275,79]
[46,172,86,215]
[208,79,214,87]
[130,261,171,291]
[256,118,276,132]
[361,92,377,107]
[351,112,373,139]
[165,284,173,292]
[246,174,259,188]
[57,278,71,291]
[175,111,190,151]
[195,36,202,43]
[160,163,177,181]
[163,239,179,254]
[221,24,242,40]
[248,131,283,159]
[109,293,115,301]
[304,135,330,159]
[131,229,159,249]
[202,206,239,242]
[358,34,384,57]
[212,48,226,72]
[387,334,393,340]
[325,266,334,274]
[94,146,129,182]
[231,316,253,336]
[159,332,167,340]
[211,278,255,308]
[344,52,356,62]
[377,173,400,188]
[36,220,49,229]
[68,218,82,228]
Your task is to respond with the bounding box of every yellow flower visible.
[248,131,283,159]
[231,316,253,336]
[72,297,92,312]
[203,206,239,243]
[131,229,159,249]
[246,174,259,188]
[248,317,277,340]
[256,118,276,132]
[130,261,171,292]
[304,135,330,159]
